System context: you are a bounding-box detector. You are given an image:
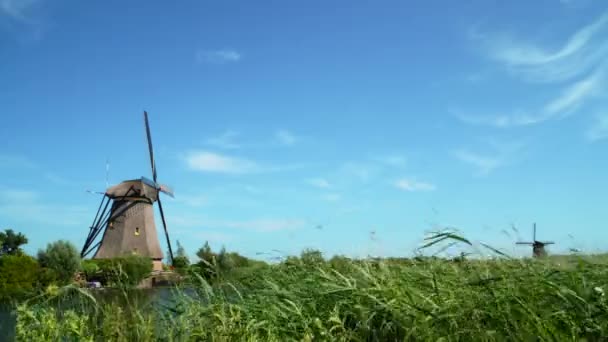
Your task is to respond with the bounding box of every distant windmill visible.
[80,111,175,271]
[516,223,554,258]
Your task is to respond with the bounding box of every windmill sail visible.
[81,111,175,271]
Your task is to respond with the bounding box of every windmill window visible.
[135,227,140,236]
[109,221,114,229]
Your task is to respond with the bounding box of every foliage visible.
[11,233,608,340]
[14,251,608,341]
[172,256,190,274]
[176,240,188,258]
[81,260,100,281]
[0,229,28,256]
[37,240,82,285]
[84,255,153,287]
[0,254,38,301]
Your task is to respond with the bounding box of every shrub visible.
[172,256,190,274]
[81,260,100,281]
[37,240,81,285]
[84,255,153,287]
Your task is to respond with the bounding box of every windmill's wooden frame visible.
[81,112,174,271]
[516,223,554,258]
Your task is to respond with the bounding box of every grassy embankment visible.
[14,234,608,341]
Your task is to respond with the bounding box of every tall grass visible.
[14,235,608,341]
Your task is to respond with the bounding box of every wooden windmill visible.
[516,223,554,258]
[80,111,175,271]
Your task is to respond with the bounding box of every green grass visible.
[14,250,608,341]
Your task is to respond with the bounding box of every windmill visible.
[80,111,175,271]
[516,223,554,258]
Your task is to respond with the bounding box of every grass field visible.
[14,243,608,341]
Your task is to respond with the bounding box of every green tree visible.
[37,240,81,284]
[0,229,28,256]
[176,240,187,258]
[0,254,38,301]
[196,241,214,262]
[195,241,216,279]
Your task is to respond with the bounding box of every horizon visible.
[2,0,608,261]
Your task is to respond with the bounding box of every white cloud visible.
[275,129,296,146]
[185,151,258,174]
[474,12,608,83]
[185,150,307,174]
[307,178,331,189]
[206,130,241,149]
[543,72,601,115]
[196,49,241,64]
[395,179,436,192]
[454,69,604,128]
[458,12,608,129]
[452,149,503,175]
[586,113,608,141]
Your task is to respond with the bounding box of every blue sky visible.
[1,0,608,261]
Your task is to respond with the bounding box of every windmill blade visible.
[541,241,555,245]
[516,242,534,245]
[158,184,174,198]
[141,176,158,189]
[143,111,157,182]
[156,195,174,264]
[533,223,537,241]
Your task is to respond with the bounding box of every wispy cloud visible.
[223,219,304,232]
[375,155,407,167]
[275,129,297,146]
[171,215,305,233]
[185,151,258,174]
[185,150,307,174]
[454,71,602,127]
[196,49,241,64]
[395,178,436,192]
[1,0,39,21]
[473,12,608,83]
[0,154,36,169]
[452,149,503,175]
[322,193,341,201]
[0,189,39,202]
[458,12,608,128]
[586,112,608,141]
[174,193,208,207]
[307,178,331,189]
[542,71,601,115]
[206,130,241,149]
[0,188,90,226]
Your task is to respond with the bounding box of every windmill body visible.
[92,179,165,271]
[81,112,174,272]
[516,223,554,258]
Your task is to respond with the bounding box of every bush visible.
[172,256,190,274]
[37,240,81,285]
[81,260,100,281]
[84,255,153,287]
[0,254,39,301]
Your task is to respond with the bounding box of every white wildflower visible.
[594,286,604,296]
